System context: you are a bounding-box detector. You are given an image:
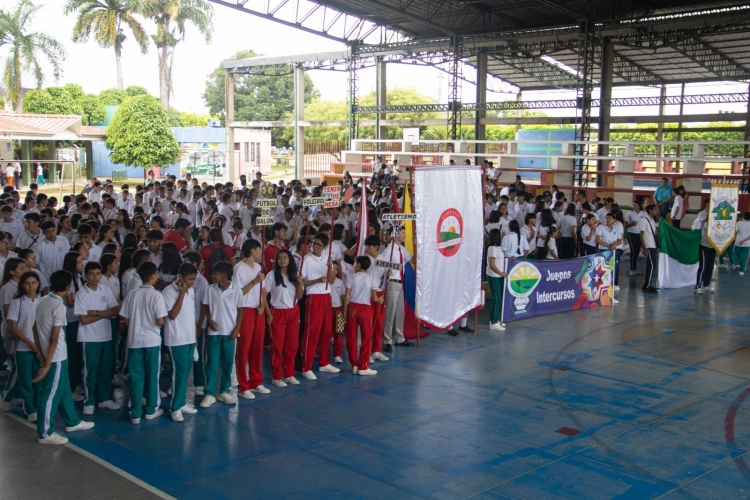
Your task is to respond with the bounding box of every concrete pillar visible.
[85,141,94,179]
[614,144,636,207]
[294,64,305,179]
[499,142,517,170]
[225,72,235,183]
[474,53,487,165]
[343,139,363,164]
[656,85,666,172]
[597,39,614,183]
[550,143,576,189]
[376,58,387,141]
[683,143,705,227]
[515,92,522,132]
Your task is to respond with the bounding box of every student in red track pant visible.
[363,235,387,361]
[263,250,304,387]
[233,238,267,400]
[300,233,339,380]
[329,262,346,363]
[343,256,381,376]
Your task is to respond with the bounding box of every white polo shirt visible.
[74,284,118,342]
[233,260,262,308]
[346,272,377,305]
[35,294,68,362]
[193,273,209,329]
[120,268,137,298]
[263,273,297,309]
[596,224,620,250]
[0,280,18,339]
[330,277,345,308]
[86,243,102,264]
[66,277,85,323]
[6,295,39,351]
[36,236,70,281]
[101,274,120,301]
[120,285,168,349]
[737,220,750,247]
[0,218,24,242]
[218,204,234,230]
[162,283,196,346]
[202,282,242,335]
[301,252,329,295]
[16,230,43,250]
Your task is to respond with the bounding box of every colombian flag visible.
[393,183,421,339]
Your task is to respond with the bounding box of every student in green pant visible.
[33,270,95,445]
[2,271,42,421]
[0,258,29,407]
[162,263,199,421]
[183,252,208,394]
[120,262,168,424]
[74,262,121,415]
[62,251,85,396]
[198,260,243,408]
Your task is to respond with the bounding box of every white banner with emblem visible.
[707,183,740,254]
[415,165,483,329]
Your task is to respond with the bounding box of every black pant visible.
[644,248,658,288]
[559,237,576,259]
[628,233,642,271]
[672,218,681,229]
[696,245,717,288]
[582,245,597,256]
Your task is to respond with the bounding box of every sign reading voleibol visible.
[707,183,739,254]
[502,251,615,322]
[415,165,482,329]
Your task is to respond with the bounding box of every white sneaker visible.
[694,287,703,295]
[704,286,715,293]
[489,323,505,331]
[217,392,237,404]
[373,352,389,362]
[0,400,11,411]
[72,393,84,402]
[180,405,198,414]
[358,368,377,376]
[83,405,95,415]
[740,272,745,276]
[98,400,121,410]
[238,390,256,400]
[75,386,84,395]
[252,385,271,394]
[65,421,95,432]
[319,364,340,374]
[283,376,300,385]
[369,355,375,363]
[28,413,37,423]
[613,285,620,291]
[113,388,125,402]
[301,371,317,380]
[167,387,172,396]
[271,379,287,388]
[144,408,164,420]
[171,410,183,422]
[352,367,359,375]
[334,356,343,364]
[38,433,68,445]
[194,386,205,396]
[199,395,216,408]
[159,390,167,398]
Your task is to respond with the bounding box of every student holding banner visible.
[380,225,415,352]
[363,235,389,361]
[486,229,507,331]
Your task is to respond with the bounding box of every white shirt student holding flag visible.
[380,225,415,352]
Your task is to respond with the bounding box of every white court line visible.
[0,410,176,500]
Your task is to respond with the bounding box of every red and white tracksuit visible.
[346,303,373,370]
[301,294,332,372]
[236,308,265,391]
[269,306,300,380]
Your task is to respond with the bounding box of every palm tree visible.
[142,0,213,110]
[0,0,65,111]
[64,0,149,90]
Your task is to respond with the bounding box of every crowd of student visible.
[0,170,423,446]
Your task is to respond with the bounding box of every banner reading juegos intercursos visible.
[502,251,615,322]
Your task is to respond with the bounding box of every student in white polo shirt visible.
[162,263,199,422]
[33,270,95,445]
[198,260,243,408]
[343,256,381,376]
[74,261,121,415]
[183,252,209,395]
[119,261,168,423]
[36,221,69,282]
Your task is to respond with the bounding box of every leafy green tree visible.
[142,0,213,109]
[203,49,318,145]
[98,87,128,105]
[78,93,106,125]
[64,0,149,90]
[0,0,66,110]
[105,94,180,170]
[23,87,83,115]
[62,82,84,100]
[125,85,148,96]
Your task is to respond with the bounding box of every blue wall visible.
[517,129,576,179]
[93,127,226,179]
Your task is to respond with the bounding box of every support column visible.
[515,91,522,133]
[597,38,614,184]
[743,82,749,193]
[656,85,666,172]
[676,83,686,173]
[294,64,305,180]
[684,143,705,227]
[474,53,487,164]
[225,72,235,183]
[85,141,94,179]
[376,57,387,141]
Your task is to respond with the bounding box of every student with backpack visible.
[198,228,235,282]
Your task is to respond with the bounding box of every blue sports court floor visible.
[2,262,750,499]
